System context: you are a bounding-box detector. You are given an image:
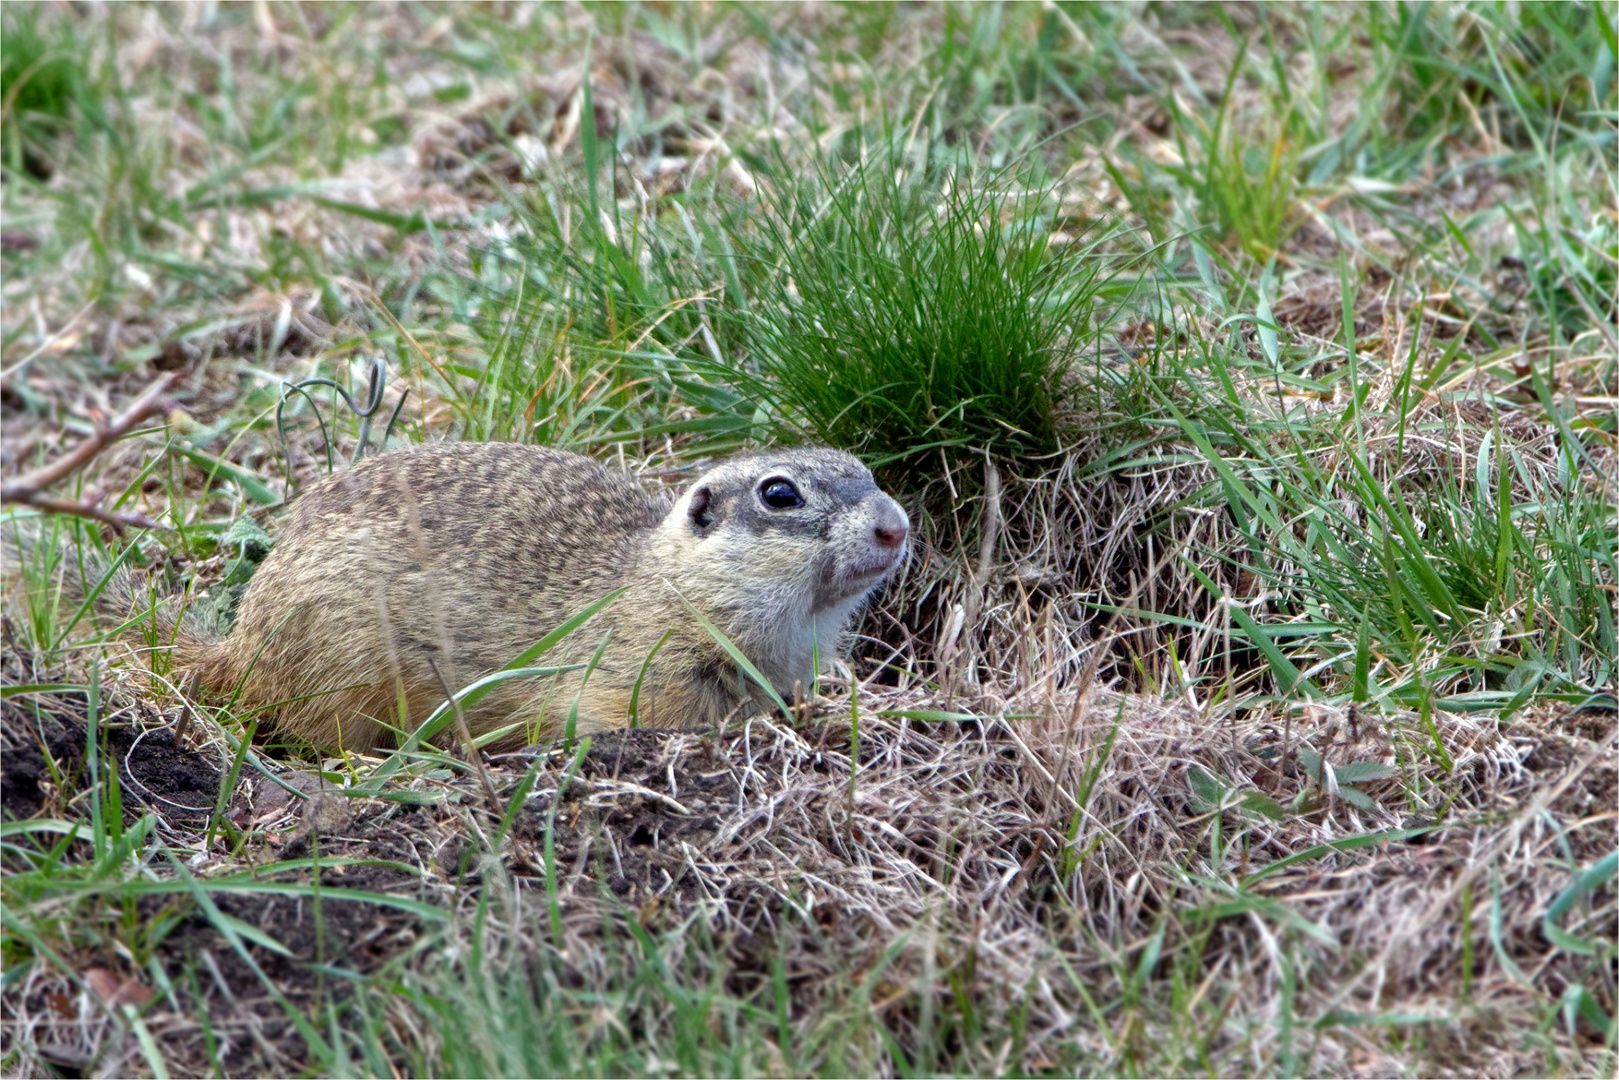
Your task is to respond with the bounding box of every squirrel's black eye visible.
[759,478,803,510]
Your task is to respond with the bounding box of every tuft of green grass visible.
[1164,43,1305,265]
[1374,1,1617,152]
[0,5,103,180]
[1201,121,1303,264]
[399,905,801,1077]
[723,148,1113,466]
[1115,287,1617,724]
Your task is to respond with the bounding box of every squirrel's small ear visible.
[688,485,714,533]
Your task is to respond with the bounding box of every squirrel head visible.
[653,447,909,677]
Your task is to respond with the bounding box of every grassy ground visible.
[2,2,1615,1076]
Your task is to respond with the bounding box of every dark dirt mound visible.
[2,687,436,1076]
[1,694,220,826]
[140,870,426,1072]
[0,698,85,820]
[506,728,749,903]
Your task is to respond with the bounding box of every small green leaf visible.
[879,709,982,723]
[1315,1010,1446,1029]
[307,195,426,234]
[1240,790,1287,821]
[1559,985,1615,1040]
[1335,785,1377,811]
[1242,826,1440,886]
[1188,765,1227,812]
[0,684,82,699]
[211,912,293,957]
[1255,269,1280,368]
[375,789,441,806]
[1543,851,1618,957]
[1193,895,1337,945]
[222,515,273,551]
[168,446,279,505]
[1334,761,1398,784]
[0,818,79,838]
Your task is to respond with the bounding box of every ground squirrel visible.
[172,443,909,752]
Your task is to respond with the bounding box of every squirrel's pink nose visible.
[873,500,910,550]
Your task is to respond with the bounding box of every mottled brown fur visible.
[179,443,908,752]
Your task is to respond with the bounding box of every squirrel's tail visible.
[2,524,227,681]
